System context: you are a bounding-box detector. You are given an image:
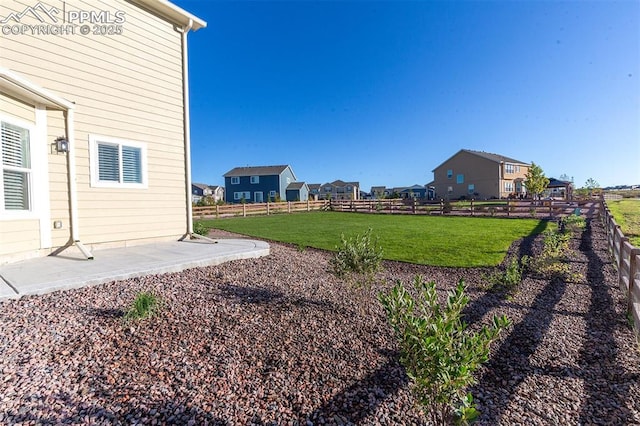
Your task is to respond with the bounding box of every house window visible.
[250,176,259,184]
[456,174,464,184]
[447,186,453,193]
[505,163,514,174]
[231,176,240,185]
[89,135,147,188]
[468,184,475,194]
[269,190,276,198]
[504,182,514,192]
[1,120,31,211]
[324,186,331,192]
[234,191,250,201]
[447,169,453,179]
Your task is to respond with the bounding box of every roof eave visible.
[130,0,207,31]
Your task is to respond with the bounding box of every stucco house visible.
[0,0,205,264]
[223,165,307,203]
[429,149,530,200]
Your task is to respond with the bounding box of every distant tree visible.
[584,178,600,197]
[524,162,550,201]
[559,173,573,182]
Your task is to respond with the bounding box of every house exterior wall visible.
[1,0,192,262]
[432,151,530,200]
[285,186,309,202]
[225,174,280,203]
[432,152,499,199]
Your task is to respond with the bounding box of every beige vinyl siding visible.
[0,219,40,259]
[2,0,188,249]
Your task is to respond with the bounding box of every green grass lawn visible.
[198,212,547,267]
[607,199,640,246]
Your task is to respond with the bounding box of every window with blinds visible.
[1,121,31,211]
[90,135,146,188]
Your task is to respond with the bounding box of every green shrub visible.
[487,256,529,292]
[561,214,586,233]
[379,277,511,425]
[124,292,160,322]
[330,228,383,287]
[193,221,210,236]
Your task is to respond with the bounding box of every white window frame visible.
[250,176,259,184]
[231,176,240,184]
[89,134,147,189]
[0,115,36,216]
[468,184,475,194]
[269,190,276,198]
[234,191,250,201]
[447,169,453,179]
[456,174,464,184]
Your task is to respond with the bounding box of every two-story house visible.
[0,0,205,264]
[429,149,530,200]
[192,183,224,204]
[318,180,360,200]
[223,165,308,203]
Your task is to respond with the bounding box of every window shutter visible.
[98,143,120,182]
[122,146,142,183]
[1,122,30,210]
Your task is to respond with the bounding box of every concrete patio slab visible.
[0,238,270,300]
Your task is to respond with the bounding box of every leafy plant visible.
[379,277,511,425]
[193,221,210,236]
[486,256,529,292]
[124,292,160,322]
[330,228,383,288]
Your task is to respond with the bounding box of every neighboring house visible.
[399,185,428,199]
[192,183,224,204]
[319,180,360,200]
[223,165,306,203]
[545,178,574,200]
[370,186,387,199]
[0,0,205,265]
[308,184,321,200]
[285,182,309,202]
[430,149,530,200]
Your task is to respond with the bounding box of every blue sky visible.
[174,0,639,191]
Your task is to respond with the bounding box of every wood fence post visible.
[470,199,474,216]
[288,201,291,213]
[619,236,628,271]
[216,204,219,218]
[307,199,310,212]
[628,249,640,318]
[242,203,246,217]
[266,201,270,215]
[440,199,444,215]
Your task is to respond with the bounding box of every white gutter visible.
[65,109,93,259]
[180,19,194,236]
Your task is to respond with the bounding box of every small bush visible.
[379,277,511,425]
[124,292,160,322]
[193,221,210,236]
[330,228,383,288]
[486,256,528,292]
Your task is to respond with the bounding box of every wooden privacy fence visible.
[601,200,640,338]
[329,198,594,218]
[193,200,330,218]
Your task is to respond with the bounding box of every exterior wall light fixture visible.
[55,136,69,153]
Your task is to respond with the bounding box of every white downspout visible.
[66,108,93,259]
[180,19,194,237]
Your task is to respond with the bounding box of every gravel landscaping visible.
[1,218,639,425]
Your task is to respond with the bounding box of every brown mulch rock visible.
[0,218,638,425]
